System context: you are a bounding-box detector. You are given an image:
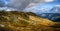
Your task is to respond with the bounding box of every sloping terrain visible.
[0,11,60,31]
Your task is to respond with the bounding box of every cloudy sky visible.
[0,0,60,13]
[25,0,60,13]
[0,0,57,8]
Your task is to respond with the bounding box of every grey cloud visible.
[27,0,54,8]
[7,0,52,10]
[8,0,45,10]
[8,0,33,10]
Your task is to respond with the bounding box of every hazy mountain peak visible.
[50,5,60,13]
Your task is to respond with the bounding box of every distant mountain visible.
[49,5,60,13]
[37,5,60,22]
[38,13,60,22]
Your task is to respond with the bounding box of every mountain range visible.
[37,5,60,22]
[38,13,60,22]
[49,5,60,13]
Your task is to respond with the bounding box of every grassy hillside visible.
[0,11,60,31]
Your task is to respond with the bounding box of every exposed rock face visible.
[0,11,60,31]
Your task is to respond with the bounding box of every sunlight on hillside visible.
[0,11,60,31]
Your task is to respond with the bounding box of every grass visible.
[0,11,60,31]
